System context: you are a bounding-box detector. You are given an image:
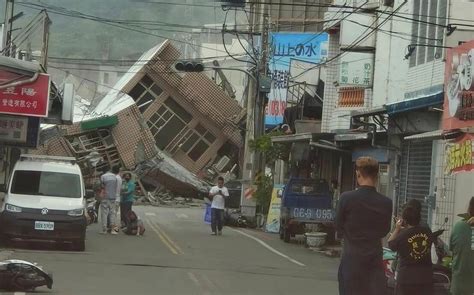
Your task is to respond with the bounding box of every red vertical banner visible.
[443,40,474,130]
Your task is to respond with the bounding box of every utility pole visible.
[2,0,14,56]
[240,1,269,217]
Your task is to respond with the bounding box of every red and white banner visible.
[0,73,50,117]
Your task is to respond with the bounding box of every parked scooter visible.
[383,219,452,294]
[86,199,98,225]
[0,260,53,291]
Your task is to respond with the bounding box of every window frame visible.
[128,75,164,112]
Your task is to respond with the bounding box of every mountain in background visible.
[1,0,227,59]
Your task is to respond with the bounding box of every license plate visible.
[35,221,54,231]
[290,208,335,221]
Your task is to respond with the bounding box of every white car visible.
[0,154,91,251]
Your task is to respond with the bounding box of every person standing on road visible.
[120,173,135,228]
[209,176,229,236]
[336,156,393,295]
[450,197,474,295]
[100,166,121,235]
[388,200,433,295]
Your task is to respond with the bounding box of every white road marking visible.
[201,273,218,290]
[176,213,189,219]
[188,272,201,286]
[145,212,156,216]
[187,272,211,295]
[14,292,26,295]
[231,228,306,267]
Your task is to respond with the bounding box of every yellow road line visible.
[152,221,184,254]
[145,219,179,255]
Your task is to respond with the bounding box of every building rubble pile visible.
[134,190,206,208]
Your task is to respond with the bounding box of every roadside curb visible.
[0,249,14,260]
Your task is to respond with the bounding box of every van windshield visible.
[11,170,82,198]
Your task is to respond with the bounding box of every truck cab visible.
[0,154,88,251]
[279,178,335,243]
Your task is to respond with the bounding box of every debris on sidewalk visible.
[308,245,342,258]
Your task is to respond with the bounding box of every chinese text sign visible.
[266,33,329,127]
[0,73,50,117]
[339,52,374,87]
[443,40,474,130]
[445,133,474,175]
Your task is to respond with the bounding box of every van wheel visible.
[283,228,291,243]
[72,238,85,252]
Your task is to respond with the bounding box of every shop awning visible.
[351,106,387,118]
[271,132,334,143]
[310,141,350,153]
[404,129,461,141]
[80,115,118,131]
[386,91,444,115]
[335,132,371,142]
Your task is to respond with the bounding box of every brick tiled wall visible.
[405,60,445,95]
[321,33,340,132]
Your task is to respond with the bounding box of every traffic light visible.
[174,61,204,72]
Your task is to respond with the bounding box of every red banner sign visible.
[0,73,50,117]
[443,40,474,130]
[445,133,474,175]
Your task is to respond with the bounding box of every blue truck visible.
[279,178,336,243]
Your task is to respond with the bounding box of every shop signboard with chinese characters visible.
[445,133,474,175]
[0,115,40,147]
[443,40,474,130]
[0,73,50,117]
[267,33,329,127]
[338,52,374,87]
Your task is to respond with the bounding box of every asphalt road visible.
[1,206,339,295]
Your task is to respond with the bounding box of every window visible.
[180,123,216,162]
[11,171,82,198]
[147,98,193,151]
[128,75,163,113]
[409,0,448,67]
[164,97,192,123]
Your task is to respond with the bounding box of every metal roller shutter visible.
[398,141,433,224]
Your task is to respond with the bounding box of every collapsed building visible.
[32,40,244,196]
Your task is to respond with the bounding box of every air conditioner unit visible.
[214,156,231,172]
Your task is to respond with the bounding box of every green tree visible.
[249,132,289,214]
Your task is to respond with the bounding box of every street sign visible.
[0,115,40,147]
[0,73,50,117]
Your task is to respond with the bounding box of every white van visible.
[0,154,91,251]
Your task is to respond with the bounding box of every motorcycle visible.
[0,260,53,292]
[383,225,452,294]
[86,199,98,225]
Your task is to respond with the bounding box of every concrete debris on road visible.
[134,191,206,208]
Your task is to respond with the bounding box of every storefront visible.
[271,133,353,197]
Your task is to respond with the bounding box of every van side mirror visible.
[85,189,95,199]
[0,184,6,193]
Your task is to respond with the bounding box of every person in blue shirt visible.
[120,173,136,229]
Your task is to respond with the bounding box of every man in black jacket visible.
[336,157,393,295]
